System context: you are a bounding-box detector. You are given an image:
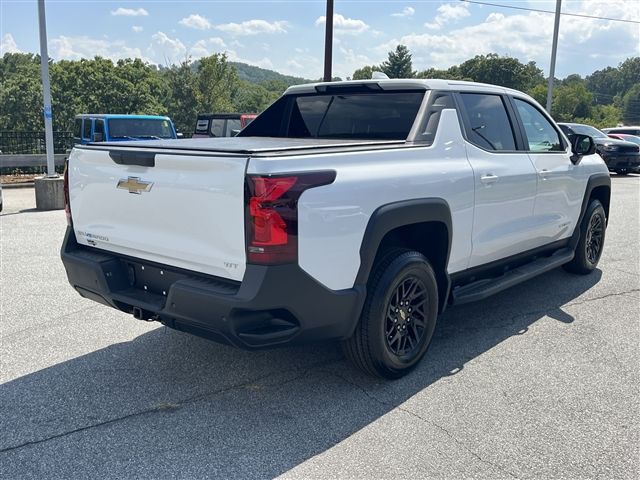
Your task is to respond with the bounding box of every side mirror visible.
[92,132,104,142]
[176,132,184,139]
[570,134,596,164]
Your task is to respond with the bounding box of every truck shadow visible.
[0,268,602,478]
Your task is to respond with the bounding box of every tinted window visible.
[94,119,105,135]
[460,93,516,151]
[514,99,563,151]
[226,119,241,136]
[82,119,92,139]
[107,118,174,139]
[289,92,424,139]
[240,91,424,140]
[74,118,82,138]
[210,119,225,137]
[562,124,607,139]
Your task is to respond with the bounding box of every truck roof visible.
[285,78,527,97]
[74,114,172,120]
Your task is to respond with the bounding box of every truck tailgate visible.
[68,147,248,281]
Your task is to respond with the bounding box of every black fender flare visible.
[355,198,453,311]
[570,173,611,249]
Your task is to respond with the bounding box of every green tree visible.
[622,83,640,124]
[0,53,43,131]
[380,45,415,79]
[232,81,279,113]
[352,65,379,80]
[550,82,594,122]
[196,53,238,114]
[161,59,199,134]
[457,54,544,91]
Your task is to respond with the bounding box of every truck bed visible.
[81,136,406,156]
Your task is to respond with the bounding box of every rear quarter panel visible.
[247,109,475,291]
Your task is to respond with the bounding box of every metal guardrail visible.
[1,154,68,169]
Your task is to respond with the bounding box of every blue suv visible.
[73,114,179,144]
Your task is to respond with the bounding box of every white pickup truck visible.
[61,79,610,378]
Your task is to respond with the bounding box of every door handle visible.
[538,169,551,179]
[480,173,499,184]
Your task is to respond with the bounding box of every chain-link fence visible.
[0,131,74,155]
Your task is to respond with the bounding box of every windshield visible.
[613,135,640,145]
[566,124,607,139]
[108,118,175,139]
[240,91,425,140]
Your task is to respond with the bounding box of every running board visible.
[452,248,574,305]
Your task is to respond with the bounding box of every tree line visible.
[354,46,640,127]
[1,48,639,136]
[0,52,286,134]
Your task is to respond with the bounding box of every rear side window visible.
[240,91,425,140]
[226,119,241,136]
[74,118,82,138]
[513,99,564,152]
[210,119,225,137]
[460,93,516,151]
[82,119,92,139]
[195,118,209,134]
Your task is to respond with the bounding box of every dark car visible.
[192,113,257,138]
[558,122,640,175]
[603,126,640,136]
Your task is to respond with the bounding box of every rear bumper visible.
[61,228,365,349]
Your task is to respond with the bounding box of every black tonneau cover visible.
[85,136,405,155]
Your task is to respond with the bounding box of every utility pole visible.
[546,0,562,114]
[37,0,56,177]
[323,0,334,82]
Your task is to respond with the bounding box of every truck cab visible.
[73,114,178,145]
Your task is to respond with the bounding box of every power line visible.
[460,0,640,24]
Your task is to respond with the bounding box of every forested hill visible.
[229,62,310,86]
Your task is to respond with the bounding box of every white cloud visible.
[148,31,187,62]
[179,14,212,30]
[392,6,415,18]
[225,49,274,69]
[110,7,148,17]
[215,20,289,36]
[425,2,470,30]
[315,13,370,35]
[49,35,146,62]
[190,37,227,58]
[376,0,639,75]
[1,33,21,54]
[132,25,143,33]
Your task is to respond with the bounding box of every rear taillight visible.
[63,161,72,226]
[245,171,336,265]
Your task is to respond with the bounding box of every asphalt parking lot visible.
[1,176,638,479]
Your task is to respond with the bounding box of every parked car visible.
[0,181,3,212]
[602,126,640,136]
[192,113,257,138]
[607,133,640,146]
[73,114,179,145]
[558,122,640,175]
[62,79,610,378]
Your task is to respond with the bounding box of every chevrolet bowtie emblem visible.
[117,177,153,194]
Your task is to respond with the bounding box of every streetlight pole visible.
[323,0,334,82]
[546,0,562,114]
[37,0,56,177]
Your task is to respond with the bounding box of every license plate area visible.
[126,261,182,297]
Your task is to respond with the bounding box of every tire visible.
[615,169,629,175]
[563,199,606,275]
[342,249,439,379]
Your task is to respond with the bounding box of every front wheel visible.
[564,199,606,275]
[342,249,439,379]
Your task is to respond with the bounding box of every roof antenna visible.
[372,71,389,80]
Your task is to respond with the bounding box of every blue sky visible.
[1,1,638,79]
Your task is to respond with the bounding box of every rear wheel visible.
[342,249,438,379]
[615,169,629,175]
[564,199,606,275]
